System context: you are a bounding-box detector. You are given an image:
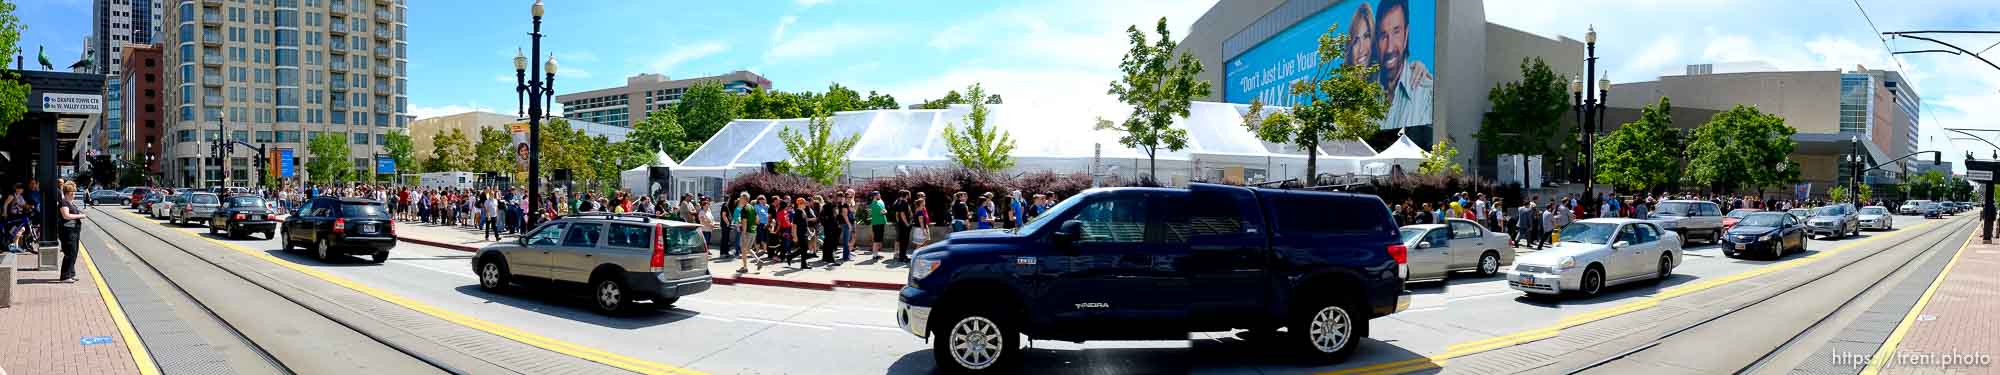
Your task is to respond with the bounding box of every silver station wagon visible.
[472,213,713,314]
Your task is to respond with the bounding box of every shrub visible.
[1009,171,1095,200]
[724,172,832,200]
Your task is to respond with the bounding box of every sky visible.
[13,0,2000,172]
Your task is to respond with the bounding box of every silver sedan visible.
[1508,218,1683,298]
[1399,218,1514,281]
[1858,206,1894,230]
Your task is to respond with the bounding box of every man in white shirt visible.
[1374,0,1433,130]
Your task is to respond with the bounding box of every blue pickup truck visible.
[897,183,1412,372]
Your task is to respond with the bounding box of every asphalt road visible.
[85,201,1958,375]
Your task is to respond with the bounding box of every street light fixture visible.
[515,0,557,226]
[1572,25,1609,212]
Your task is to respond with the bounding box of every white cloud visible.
[640,41,730,73]
[796,0,830,8]
[409,103,495,120]
[766,24,894,61]
[560,66,593,79]
[557,50,600,63]
[772,15,798,43]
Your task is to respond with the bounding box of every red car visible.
[1723,209,1762,231]
[129,187,156,209]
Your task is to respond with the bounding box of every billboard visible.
[278,148,296,178]
[510,122,531,173]
[1224,0,1435,130]
[376,155,397,174]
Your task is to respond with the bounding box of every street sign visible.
[38,93,103,114]
[1969,170,1993,182]
[278,149,296,178]
[376,155,396,174]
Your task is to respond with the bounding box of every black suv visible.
[208,195,280,240]
[898,183,1411,372]
[281,197,398,263]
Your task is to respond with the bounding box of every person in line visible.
[772,198,794,268]
[893,189,915,263]
[483,192,504,241]
[974,193,994,230]
[837,190,855,262]
[949,192,970,233]
[868,191,888,259]
[55,181,87,283]
[817,195,841,264]
[718,195,737,259]
[736,194,758,272]
[912,193,932,248]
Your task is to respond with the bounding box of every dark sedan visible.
[1722,212,1808,260]
[87,189,127,205]
[209,195,280,239]
[281,197,396,263]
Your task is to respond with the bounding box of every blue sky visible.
[15,0,2000,170]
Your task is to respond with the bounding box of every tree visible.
[1687,105,1799,194]
[863,90,900,110]
[778,104,860,185]
[1903,170,1946,200]
[1418,138,1464,176]
[631,110,698,160]
[1475,57,1571,183]
[675,81,742,144]
[593,139,653,194]
[473,127,512,174]
[916,90,965,110]
[942,83,1016,172]
[1594,97,1680,192]
[424,128,471,172]
[819,83,864,113]
[1238,24,1386,183]
[384,130,415,175]
[1828,185,1848,203]
[0,0,29,135]
[306,132,352,184]
[1105,17,1211,181]
[1857,184,1873,203]
[118,155,148,187]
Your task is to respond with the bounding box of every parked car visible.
[1922,202,1944,219]
[85,189,125,205]
[896,183,1411,371]
[1787,208,1810,220]
[1650,200,1726,245]
[128,188,157,210]
[149,194,184,220]
[1509,218,1682,298]
[1399,218,1514,281]
[208,195,280,239]
[166,192,222,226]
[1723,209,1762,231]
[1721,212,1808,260]
[1900,200,1932,215]
[1939,202,1961,215]
[1857,206,1894,231]
[472,213,713,314]
[280,197,397,263]
[1804,204,1861,239]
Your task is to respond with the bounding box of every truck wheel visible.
[370,251,389,263]
[1293,297,1363,364]
[933,303,1019,373]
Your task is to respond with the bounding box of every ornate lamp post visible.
[1849,135,1863,206]
[1571,26,1611,214]
[515,0,557,225]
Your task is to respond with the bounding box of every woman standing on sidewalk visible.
[55,181,87,283]
[912,194,932,248]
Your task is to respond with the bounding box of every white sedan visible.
[1858,206,1894,230]
[1508,218,1683,298]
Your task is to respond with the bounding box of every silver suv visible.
[472,213,712,314]
[1806,204,1862,239]
[1650,200,1725,246]
[169,192,222,226]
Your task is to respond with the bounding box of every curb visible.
[397,235,906,292]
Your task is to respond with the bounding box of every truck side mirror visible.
[1053,220,1083,246]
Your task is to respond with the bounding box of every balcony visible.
[202,12,222,24]
[329,22,349,35]
[201,32,222,46]
[375,27,393,41]
[203,0,223,6]
[374,46,389,56]
[203,96,224,106]
[376,10,392,20]
[374,67,390,77]
[201,53,223,66]
[202,75,222,87]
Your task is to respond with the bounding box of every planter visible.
[0,252,16,308]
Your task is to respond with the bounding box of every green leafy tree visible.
[0,0,29,135]
[942,83,1015,172]
[863,90,900,110]
[819,83,864,113]
[540,118,587,185]
[1239,24,1386,183]
[1828,185,1848,203]
[1686,105,1799,194]
[916,90,965,110]
[1419,138,1464,176]
[675,81,742,144]
[306,132,353,184]
[119,155,149,187]
[631,110,699,160]
[1105,17,1212,181]
[1903,170,1946,200]
[423,128,471,172]
[593,139,654,194]
[384,130,415,174]
[779,105,861,185]
[1475,57,1571,182]
[473,127,512,174]
[1857,184,1873,203]
[1594,97,1680,192]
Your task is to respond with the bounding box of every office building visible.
[92,0,165,159]
[119,43,167,181]
[162,0,411,187]
[1608,65,1922,198]
[554,71,771,128]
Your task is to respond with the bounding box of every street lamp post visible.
[515,0,557,225]
[1850,135,1862,206]
[1571,26,1610,214]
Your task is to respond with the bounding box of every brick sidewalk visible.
[0,251,144,375]
[393,222,910,291]
[1875,236,2000,375]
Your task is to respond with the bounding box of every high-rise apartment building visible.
[554,71,771,128]
[162,0,410,187]
[93,0,164,159]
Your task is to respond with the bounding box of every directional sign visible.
[1969,170,1993,182]
[278,149,296,178]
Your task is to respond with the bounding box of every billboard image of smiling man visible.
[1374,0,1433,130]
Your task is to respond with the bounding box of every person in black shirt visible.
[892,190,913,262]
[818,195,841,264]
[949,192,970,232]
[55,181,87,282]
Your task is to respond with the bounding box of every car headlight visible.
[1556,256,1577,271]
[910,257,943,280]
[1760,233,1775,241]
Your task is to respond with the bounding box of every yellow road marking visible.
[109,209,707,375]
[1860,228,1975,375]
[82,246,162,375]
[1323,218,1950,375]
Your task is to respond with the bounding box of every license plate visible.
[1735,244,1746,250]
[1520,275,1537,286]
[679,259,695,271]
[250,214,261,221]
[360,224,376,233]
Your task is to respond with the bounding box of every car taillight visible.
[649,224,666,273]
[333,218,346,235]
[1387,244,1408,264]
[234,213,246,221]
[386,219,395,234]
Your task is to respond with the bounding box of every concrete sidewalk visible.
[1869,234,2000,375]
[0,250,148,375]
[393,222,910,291]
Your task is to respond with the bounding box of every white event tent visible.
[670,101,1410,198]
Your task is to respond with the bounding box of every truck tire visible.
[933,303,1020,373]
[1293,295,1364,364]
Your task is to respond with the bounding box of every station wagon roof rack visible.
[561,211,660,223]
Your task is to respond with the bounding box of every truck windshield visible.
[1015,194,1087,235]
